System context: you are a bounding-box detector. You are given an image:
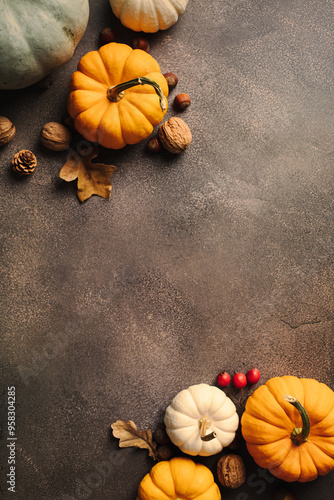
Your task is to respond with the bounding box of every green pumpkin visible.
[0,0,89,89]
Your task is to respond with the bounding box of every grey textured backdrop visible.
[1,0,333,498]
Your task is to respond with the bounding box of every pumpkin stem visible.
[283,394,310,445]
[107,77,166,111]
[198,416,217,442]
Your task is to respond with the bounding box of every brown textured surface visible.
[0,0,333,498]
[217,454,246,488]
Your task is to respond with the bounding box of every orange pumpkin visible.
[241,376,334,482]
[137,457,221,500]
[68,43,168,149]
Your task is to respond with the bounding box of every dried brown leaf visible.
[111,420,158,460]
[59,146,116,202]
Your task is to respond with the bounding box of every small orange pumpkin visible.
[136,457,221,500]
[241,376,334,482]
[68,43,168,149]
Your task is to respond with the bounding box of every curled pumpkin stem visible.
[198,416,217,442]
[283,394,310,445]
[201,431,217,442]
[107,77,166,111]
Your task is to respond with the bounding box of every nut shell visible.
[153,426,170,445]
[217,454,246,489]
[158,117,192,154]
[163,73,178,90]
[156,445,175,461]
[147,136,162,153]
[274,487,298,500]
[133,36,149,52]
[174,93,191,111]
[40,122,72,151]
[0,116,16,146]
[99,27,117,45]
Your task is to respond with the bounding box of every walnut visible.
[217,454,246,489]
[158,117,192,154]
[0,116,16,146]
[40,122,72,151]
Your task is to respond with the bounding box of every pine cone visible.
[12,150,37,176]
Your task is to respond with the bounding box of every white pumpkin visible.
[0,0,89,89]
[109,0,189,33]
[164,383,239,457]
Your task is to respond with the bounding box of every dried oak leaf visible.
[111,420,158,460]
[59,147,116,202]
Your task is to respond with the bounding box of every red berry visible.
[217,371,231,387]
[232,373,247,389]
[246,368,261,385]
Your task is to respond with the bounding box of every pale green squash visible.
[0,0,89,89]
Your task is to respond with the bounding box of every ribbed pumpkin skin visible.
[0,0,89,89]
[67,43,168,149]
[164,383,239,457]
[241,376,334,482]
[136,457,221,500]
[109,0,189,33]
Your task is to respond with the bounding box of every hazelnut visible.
[63,116,77,133]
[0,116,16,146]
[174,93,191,111]
[274,487,297,500]
[133,36,150,52]
[147,136,162,153]
[40,122,72,151]
[163,73,179,90]
[227,429,243,450]
[156,445,175,461]
[158,117,192,154]
[99,27,117,45]
[153,426,170,445]
[217,454,246,489]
